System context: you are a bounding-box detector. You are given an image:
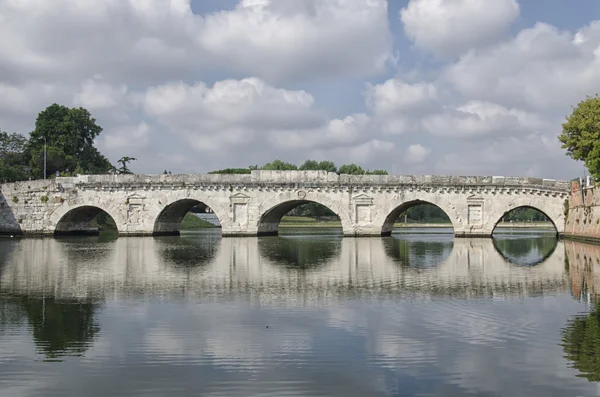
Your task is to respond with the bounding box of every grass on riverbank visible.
[181,213,218,229]
[278,216,555,228]
[103,213,556,231]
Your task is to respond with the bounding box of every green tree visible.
[318,161,337,173]
[0,130,29,182]
[261,159,298,170]
[299,160,337,173]
[0,130,27,161]
[367,169,388,175]
[209,168,251,174]
[559,95,600,178]
[26,104,112,178]
[117,156,136,174]
[299,159,319,170]
[338,163,365,175]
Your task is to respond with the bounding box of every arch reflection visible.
[492,234,558,267]
[258,235,342,269]
[383,234,454,269]
[155,233,221,269]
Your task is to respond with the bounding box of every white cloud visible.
[73,77,128,110]
[143,78,381,158]
[102,122,151,150]
[365,78,438,135]
[0,81,69,116]
[434,133,566,176]
[404,144,431,164]
[366,79,437,113]
[199,0,393,82]
[0,0,391,86]
[444,22,600,110]
[269,114,372,150]
[143,78,327,151]
[400,0,520,58]
[0,0,592,179]
[422,100,545,138]
[311,139,395,166]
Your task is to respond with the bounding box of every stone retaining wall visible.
[564,179,600,242]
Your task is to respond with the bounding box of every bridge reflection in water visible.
[4,232,600,395]
[0,233,570,302]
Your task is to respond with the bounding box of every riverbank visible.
[181,213,218,229]
[164,214,557,231]
[278,217,555,229]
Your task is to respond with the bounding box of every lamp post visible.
[43,136,47,180]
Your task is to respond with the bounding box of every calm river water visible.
[1,228,600,396]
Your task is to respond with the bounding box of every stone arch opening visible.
[381,200,454,236]
[153,199,221,236]
[492,205,558,236]
[257,200,342,236]
[54,206,117,236]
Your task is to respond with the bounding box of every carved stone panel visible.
[468,204,482,225]
[466,195,484,226]
[127,193,145,206]
[127,204,143,224]
[230,192,251,204]
[355,205,372,223]
[353,194,373,223]
[126,194,145,224]
[353,193,374,206]
[233,203,248,225]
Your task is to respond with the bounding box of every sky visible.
[1,0,599,180]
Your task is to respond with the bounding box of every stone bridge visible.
[0,171,570,237]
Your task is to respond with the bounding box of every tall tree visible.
[209,168,251,174]
[559,95,600,178]
[299,160,319,170]
[367,169,388,175]
[299,160,337,173]
[338,163,365,175]
[261,159,298,170]
[0,130,29,182]
[26,104,112,178]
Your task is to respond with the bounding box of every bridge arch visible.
[49,201,126,236]
[256,191,354,236]
[150,194,228,236]
[379,198,460,236]
[490,198,563,236]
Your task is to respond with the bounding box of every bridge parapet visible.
[53,171,570,192]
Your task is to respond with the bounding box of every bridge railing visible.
[48,171,569,192]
